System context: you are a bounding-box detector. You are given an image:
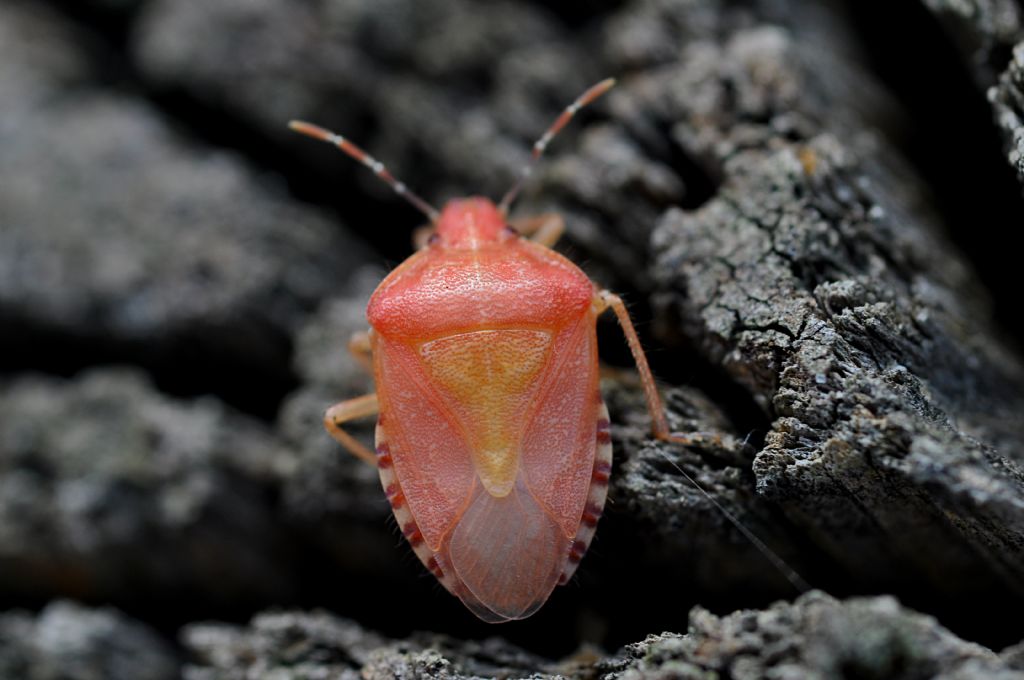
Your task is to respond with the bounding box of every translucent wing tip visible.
[447,482,566,622]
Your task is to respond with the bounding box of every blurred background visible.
[2,0,1024,675]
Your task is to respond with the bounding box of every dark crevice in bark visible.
[0,314,299,423]
[36,0,137,70]
[635,120,723,211]
[843,0,1024,348]
[520,0,628,28]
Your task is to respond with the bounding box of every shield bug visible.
[289,79,803,622]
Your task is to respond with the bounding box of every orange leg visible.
[348,329,374,375]
[412,224,435,249]
[596,290,721,446]
[511,213,565,249]
[598,294,805,593]
[325,393,379,466]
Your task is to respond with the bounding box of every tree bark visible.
[2,0,1024,675]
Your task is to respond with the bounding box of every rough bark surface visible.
[2,0,1024,674]
[994,44,1024,184]
[180,592,1024,679]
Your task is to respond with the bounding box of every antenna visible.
[288,120,441,223]
[498,77,617,215]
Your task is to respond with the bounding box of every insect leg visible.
[595,290,722,443]
[411,224,436,249]
[511,213,565,249]
[597,290,808,592]
[595,290,673,440]
[348,330,373,375]
[324,393,379,467]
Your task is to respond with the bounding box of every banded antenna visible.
[498,77,616,215]
[288,120,441,223]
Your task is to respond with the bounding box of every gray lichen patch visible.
[0,601,179,680]
[992,42,1024,183]
[0,369,299,604]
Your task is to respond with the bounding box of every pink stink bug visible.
[289,79,796,623]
